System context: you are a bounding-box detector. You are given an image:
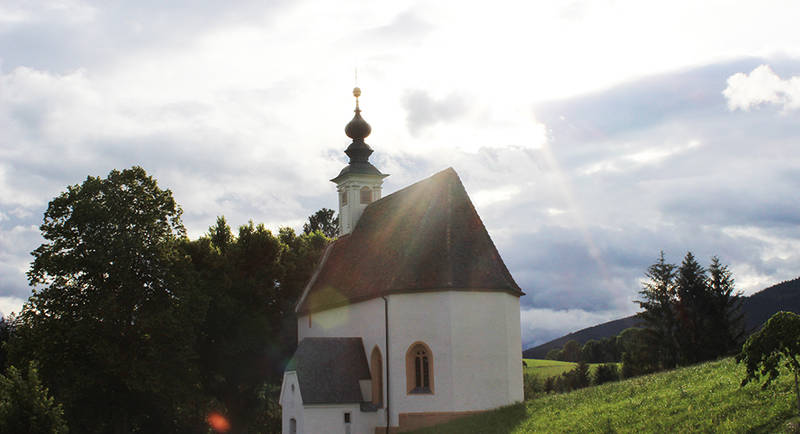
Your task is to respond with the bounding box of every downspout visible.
[383,296,390,434]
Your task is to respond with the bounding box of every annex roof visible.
[297,167,524,314]
[286,337,370,404]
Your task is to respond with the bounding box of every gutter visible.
[383,296,390,434]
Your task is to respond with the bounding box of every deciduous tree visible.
[302,208,338,238]
[186,218,328,432]
[11,167,207,433]
[737,311,800,415]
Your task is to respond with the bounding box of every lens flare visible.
[207,412,231,433]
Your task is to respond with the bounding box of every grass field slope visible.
[411,357,797,433]
[523,358,613,380]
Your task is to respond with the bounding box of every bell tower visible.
[331,88,389,236]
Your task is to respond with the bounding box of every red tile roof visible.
[296,167,524,314]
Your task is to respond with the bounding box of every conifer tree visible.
[706,257,744,356]
[674,252,708,364]
[636,251,678,369]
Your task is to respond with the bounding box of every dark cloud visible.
[401,89,469,135]
[0,0,293,72]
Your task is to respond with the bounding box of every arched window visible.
[405,342,434,394]
[360,186,372,204]
[370,346,383,407]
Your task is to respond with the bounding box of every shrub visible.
[594,363,620,385]
[574,360,591,389]
[0,362,67,433]
[523,372,543,400]
[546,348,562,361]
[543,376,555,393]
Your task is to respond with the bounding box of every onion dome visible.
[343,87,374,164]
[344,87,372,140]
[331,87,387,183]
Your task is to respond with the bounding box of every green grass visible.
[523,358,616,379]
[411,357,798,433]
[522,358,578,378]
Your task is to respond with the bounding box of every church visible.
[279,89,525,434]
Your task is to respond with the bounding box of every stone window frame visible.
[370,346,383,407]
[405,341,434,394]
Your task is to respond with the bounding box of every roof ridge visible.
[368,167,457,206]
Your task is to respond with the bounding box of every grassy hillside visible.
[523,358,612,379]
[411,357,797,433]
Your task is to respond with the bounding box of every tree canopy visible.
[302,208,338,238]
[0,362,68,434]
[185,217,327,431]
[635,252,743,372]
[12,166,204,433]
[737,311,800,415]
[8,167,332,432]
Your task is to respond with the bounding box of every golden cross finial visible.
[353,87,361,110]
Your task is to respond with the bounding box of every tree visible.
[737,311,800,415]
[636,251,742,368]
[0,362,68,434]
[545,348,562,361]
[562,340,581,362]
[303,208,338,238]
[209,216,233,253]
[11,167,207,433]
[598,336,620,362]
[580,339,602,363]
[674,252,708,364]
[0,316,13,370]
[706,257,744,356]
[618,327,657,377]
[593,363,619,385]
[573,360,590,389]
[636,251,678,369]
[185,219,329,432]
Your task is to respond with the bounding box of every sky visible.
[1,0,800,349]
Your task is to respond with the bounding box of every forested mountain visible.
[523,277,800,359]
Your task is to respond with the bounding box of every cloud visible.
[361,10,432,44]
[520,307,626,348]
[456,58,800,347]
[402,89,469,134]
[0,223,39,300]
[2,0,800,350]
[0,296,25,318]
[723,64,800,111]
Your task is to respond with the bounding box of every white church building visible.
[279,89,524,434]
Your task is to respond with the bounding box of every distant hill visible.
[523,277,800,359]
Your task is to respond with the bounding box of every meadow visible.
[523,358,613,379]
[411,357,797,433]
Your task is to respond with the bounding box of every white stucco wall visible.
[388,292,523,418]
[280,371,381,434]
[303,404,375,434]
[336,174,385,236]
[297,297,389,425]
[279,372,304,434]
[295,290,523,428]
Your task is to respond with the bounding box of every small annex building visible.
[279,89,525,434]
